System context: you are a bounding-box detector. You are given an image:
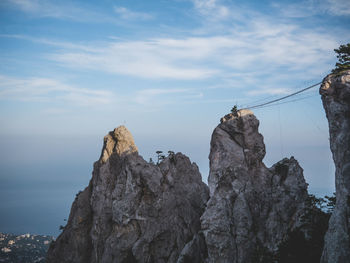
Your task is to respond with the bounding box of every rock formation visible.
[320,70,350,263]
[201,109,309,263]
[46,126,209,263]
[47,110,314,263]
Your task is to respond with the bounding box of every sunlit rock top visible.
[99,125,138,163]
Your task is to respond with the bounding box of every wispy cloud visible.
[2,0,117,23]
[272,0,350,18]
[44,22,338,82]
[0,75,114,106]
[326,0,350,16]
[247,88,292,96]
[133,88,203,106]
[114,6,153,20]
[49,38,220,79]
[4,0,83,20]
[0,34,100,52]
[2,0,345,97]
[3,0,156,23]
[191,0,230,20]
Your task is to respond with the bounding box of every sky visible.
[0,0,349,236]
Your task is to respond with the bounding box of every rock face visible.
[47,111,313,263]
[46,126,209,263]
[201,110,309,263]
[320,70,350,263]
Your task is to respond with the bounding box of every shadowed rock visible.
[320,70,350,263]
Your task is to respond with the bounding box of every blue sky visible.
[0,0,349,235]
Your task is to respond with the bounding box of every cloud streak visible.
[49,38,220,79]
[3,0,154,24]
[191,0,230,20]
[1,0,346,99]
[0,75,114,106]
[272,0,350,18]
[43,21,339,83]
[326,0,350,16]
[3,0,94,21]
[114,6,153,20]
[134,88,203,106]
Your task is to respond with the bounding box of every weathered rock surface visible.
[47,126,209,263]
[47,110,315,262]
[320,70,350,263]
[201,109,309,263]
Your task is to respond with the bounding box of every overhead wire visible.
[239,79,320,109]
[247,93,317,110]
[240,81,322,110]
[240,69,350,111]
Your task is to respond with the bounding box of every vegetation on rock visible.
[275,194,335,263]
[253,193,336,263]
[332,43,350,73]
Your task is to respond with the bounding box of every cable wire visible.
[241,81,322,110]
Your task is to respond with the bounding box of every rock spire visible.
[47,126,209,263]
[320,70,350,263]
[201,109,309,263]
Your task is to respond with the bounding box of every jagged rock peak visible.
[320,70,350,263]
[220,108,254,122]
[208,109,265,194]
[46,125,209,263]
[100,125,138,163]
[219,109,265,164]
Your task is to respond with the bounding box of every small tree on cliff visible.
[156,150,165,164]
[332,43,350,73]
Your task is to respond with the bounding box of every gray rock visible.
[46,182,93,263]
[201,109,309,263]
[320,70,350,263]
[46,126,209,263]
[47,110,315,262]
[176,233,207,263]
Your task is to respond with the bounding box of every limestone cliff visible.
[47,111,313,263]
[46,126,209,263]
[201,110,309,263]
[320,70,350,263]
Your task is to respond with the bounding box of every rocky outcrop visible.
[201,110,309,263]
[47,126,209,263]
[320,70,350,263]
[47,110,314,263]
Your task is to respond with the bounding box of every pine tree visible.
[332,43,350,73]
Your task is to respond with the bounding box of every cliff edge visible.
[320,70,350,263]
